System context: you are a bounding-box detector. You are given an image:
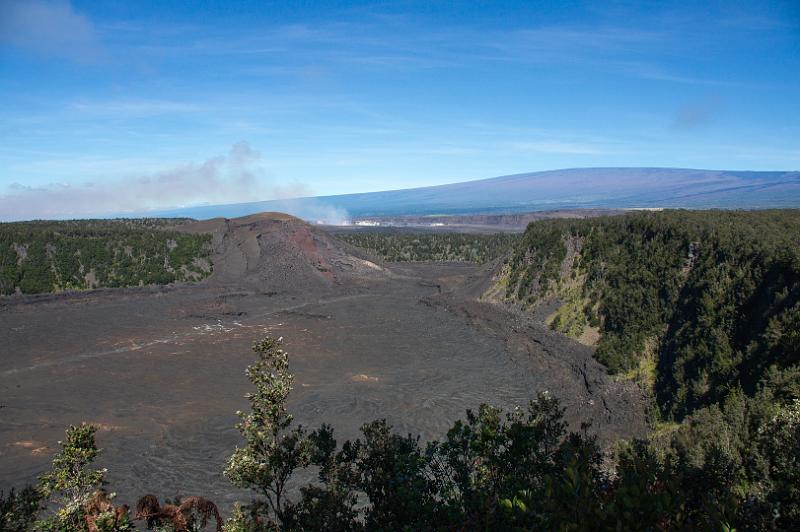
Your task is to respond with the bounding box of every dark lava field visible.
[0,213,646,507]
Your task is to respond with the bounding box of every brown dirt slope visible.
[180,213,387,292]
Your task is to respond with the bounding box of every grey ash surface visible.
[0,215,646,508]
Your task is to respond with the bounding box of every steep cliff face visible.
[497,210,800,419]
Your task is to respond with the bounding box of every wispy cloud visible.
[53,5,773,90]
[617,62,756,87]
[508,141,608,155]
[0,142,301,221]
[488,26,665,61]
[0,0,102,62]
[672,96,723,129]
[68,99,205,117]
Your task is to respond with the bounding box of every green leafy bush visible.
[0,487,43,531]
[36,424,112,531]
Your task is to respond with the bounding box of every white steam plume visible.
[0,142,326,221]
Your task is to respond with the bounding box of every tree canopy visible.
[0,219,212,295]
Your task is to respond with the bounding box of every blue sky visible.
[1,0,799,219]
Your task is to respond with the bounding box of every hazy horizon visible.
[1,1,799,219]
[3,166,798,223]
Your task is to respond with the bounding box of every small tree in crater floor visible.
[225,337,312,528]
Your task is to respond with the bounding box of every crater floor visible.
[0,261,645,507]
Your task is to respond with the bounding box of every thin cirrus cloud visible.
[68,99,206,118]
[0,0,102,62]
[143,20,734,87]
[672,96,723,130]
[111,17,677,80]
[0,142,306,221]
[509,141,608,156]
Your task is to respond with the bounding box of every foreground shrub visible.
[224,337,313,528]
[135,495,222,531]
[223,336,800,530]
[0,486,43,531]
[36,423,108,531]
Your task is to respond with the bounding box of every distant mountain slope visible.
[153,167,800,221]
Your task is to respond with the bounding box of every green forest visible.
[504,209,800,421]
[336,231,520,263]
[0,219,213,295]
